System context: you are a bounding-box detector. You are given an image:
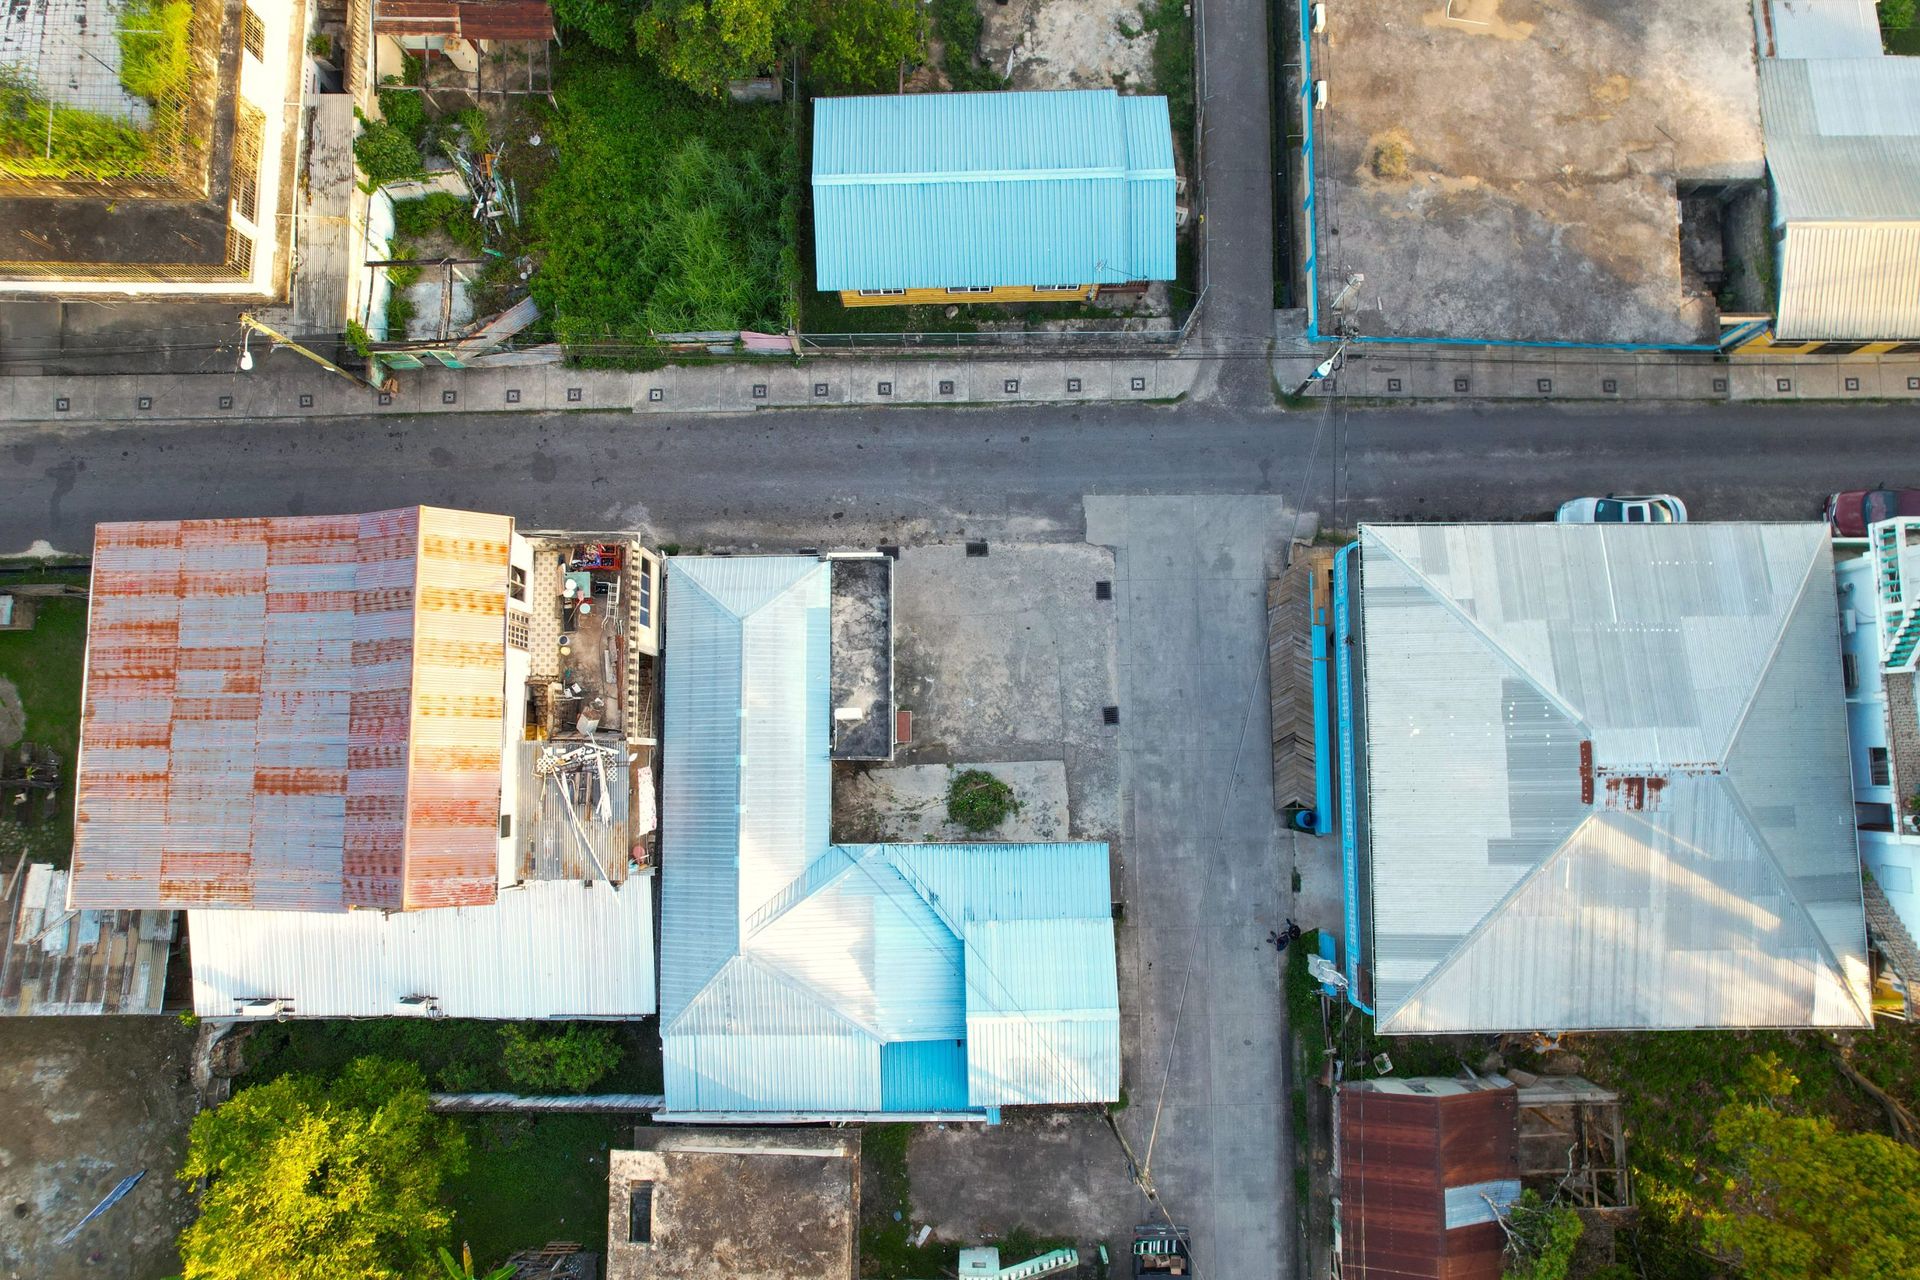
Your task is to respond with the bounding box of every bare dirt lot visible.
[1313,0,1764,344]
[0,1019,198,1280]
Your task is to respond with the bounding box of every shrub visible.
[378,87,430,146]
[498,1024,623,1094]
[353,108,426,188]
[386,239,423,290]
[345,318,373,357]
[385,289,417,339]
[308,32,335,58]
[946,768,1018,833]
[1882,0,1917,33]
[553,0,643,51]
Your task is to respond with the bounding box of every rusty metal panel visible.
[1338,1083,1518,1280]
[70,507,511,914]
[402,507,511,909]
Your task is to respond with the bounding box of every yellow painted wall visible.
[1732,331,1920,359]
[839,285,1099,307]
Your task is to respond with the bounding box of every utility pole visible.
[238,313,388,393]
[1292,337,1351,398]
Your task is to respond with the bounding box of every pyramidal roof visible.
[1356,523,1871,1033]
[659,557,1120,1116]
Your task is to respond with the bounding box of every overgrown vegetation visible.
[946,768,1018,833]
[812,0,924,94]
[353,108,427,190]
[932,0,1004,90]
[530,54,797,357]
[393,192,486,254]
[0,569,88,866]
[178,1057,467,1280]
[237,1021,654,1271]
[118,0,195,106]
[1141,0,1194,140]
[1501,1190,1582,1280]
[498,1024,623,1093]
[0,69,149,179]
[1881,0,1917,39]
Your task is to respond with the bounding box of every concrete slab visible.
[833,759,1071,843]
[1312,0,1762,344]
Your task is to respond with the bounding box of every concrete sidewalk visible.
[0,352,1200,425]
[1273,319,1920,403]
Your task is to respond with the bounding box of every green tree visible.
[554,0,645,50]
[633,0,805,95]
[499,1024,623,1093]
[1703,1102,1920,1280]
[1881,0,1917,34]
[177,1057,467,1280]
[1501,1190,1582,1280]
[810,0,923,93]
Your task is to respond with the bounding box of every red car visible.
[1826,489,1920,538]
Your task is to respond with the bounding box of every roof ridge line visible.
[1377,813,1598,1030]
[1365,530,1592,734]
[1719,534,1826,763]
[742,845,863,940]
[1711,774,1873,1025]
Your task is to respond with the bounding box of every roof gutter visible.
[1333,542,1376,1016]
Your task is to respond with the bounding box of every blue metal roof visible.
[660,556,1121,1118]
[811,91,1177,291]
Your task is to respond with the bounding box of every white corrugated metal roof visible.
[187,877,655,1018]
[660,556,1119,1116]
[1767,0,1884,59]
[1358,523,1871,1033]
[1760,58,1920,338]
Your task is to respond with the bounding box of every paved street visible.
[4,399,1917,556]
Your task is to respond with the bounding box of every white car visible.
[1555,494,1688,524]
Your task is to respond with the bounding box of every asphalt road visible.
[4,398,1917,555]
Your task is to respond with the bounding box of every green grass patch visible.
[445,1113,624,1270]
[0,574,89,866]
[0,71,151,180]
[532,51,797,362]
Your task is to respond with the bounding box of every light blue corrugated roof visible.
[660,556,1120,1117]
[811,91,1177,291]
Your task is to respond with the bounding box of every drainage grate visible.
[1095,580,1112,600]
[966,541,989,557]
[1103,706,1120,726]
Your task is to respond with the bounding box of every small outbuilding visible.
[605,1128,858,1280]
[811,90,1177,307]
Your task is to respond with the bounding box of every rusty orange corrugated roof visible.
[68,506,512,914]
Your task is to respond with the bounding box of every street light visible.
[238,327,254,371]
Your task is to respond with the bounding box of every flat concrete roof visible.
[606,1129,859,1280]
[1311,0,1764,344]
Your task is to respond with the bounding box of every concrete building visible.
[658,555,1121,1120]
[606,1128,858,1280]
[0,0,310,299]
[67,506,659,1020]
[811,91,1177,308]
[1835,521,1920,1016]
[1334,522,1871,1033]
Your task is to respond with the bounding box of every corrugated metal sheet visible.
[1337,1081,1518,1280]
[964,918,1121,1107]
[1358,523,1870,1033]
[810,91,1176,291]
[188,877,654,1018]
[371,0,555,40]
[1766,0,1884,58]
[1776,223,1920,339]
[660,557,1119,1116]
[70,507,511,914]
[1,863,174,1015]
[1759,58,1920,339]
